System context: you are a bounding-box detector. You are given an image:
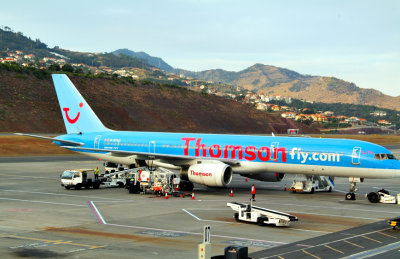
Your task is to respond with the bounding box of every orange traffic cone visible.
[284,184,287,191]
[230,189,234,197]
[165,192,169,199]
[191,192,195,200]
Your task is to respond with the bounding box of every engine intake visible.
[186,163,232,187]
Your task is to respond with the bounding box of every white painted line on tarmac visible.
[106,223,287,245]
[88,201,107,225]
[181,209,233,224]
[284,210,379,221]
[0,175,57,180]
[0,197,86,207]
[0,189,135,202]
[291,228,332,234]
[182,209,201,221]
[253,201,400,215]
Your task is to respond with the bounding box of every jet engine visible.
[183,162,233,187]
[241,172,284,182]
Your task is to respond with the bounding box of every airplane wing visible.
[61,146,240,166]
[14,133,84,146]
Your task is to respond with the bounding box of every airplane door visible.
[94,135,102,149]
[270,142,279,160]
[351,147,361,165]
[149,141,156,153]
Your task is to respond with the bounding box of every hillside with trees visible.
[0,64,315,134]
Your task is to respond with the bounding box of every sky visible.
[1,0,400,96]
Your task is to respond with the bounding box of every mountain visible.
[0,68,315,134]
[2,26,399,111]
[113,49,174,72]
[177,64,400,111]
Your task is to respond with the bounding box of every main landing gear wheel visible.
[345,192,356,200]
[345,181,357,200]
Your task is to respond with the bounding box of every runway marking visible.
[324,245,344,254]
[0,175,57,180]
[302,249,321,259]
[250,201,400,215]
[259,228,391,259]
[291,228,331,234]
[84,204,287,246]
[0,197,86,207]
[182,209,201,221]
[0,189,135,202]
[181,209,234,224]
[343,240,364,248]
[341,241,400,259]
[361,235,382,243]
[88,201,107,225]
[105,223,287,245]
[4,234,106,249]
[277,256,284,259]
[284,210,379,221]
[377,231,397,239]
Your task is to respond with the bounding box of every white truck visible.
[61,169,100,189]
[289,175,334,193]
[227,201,298,227]
[61,168,133,190]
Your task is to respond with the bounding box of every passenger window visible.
[374,154,380,160]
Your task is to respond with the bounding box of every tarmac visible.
[1,153,400,259]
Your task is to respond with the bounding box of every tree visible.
[49,64,60,71]
[61,63,74,73]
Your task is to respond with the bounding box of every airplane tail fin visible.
[52,74,108,134]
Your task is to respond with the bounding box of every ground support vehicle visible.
[366,189,400,204]
[61,168,133,190]
[61,169,100,189]
[101,169,134,188]
[389,217,400,230]
[289,175,334,193]
[125,167,181,195]
[227,200,298,227]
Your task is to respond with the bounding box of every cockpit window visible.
[374,153,397,160]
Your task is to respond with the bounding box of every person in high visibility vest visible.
[94,167,99,180]
[251,184,256,201]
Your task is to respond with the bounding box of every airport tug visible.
[227,200,298,227]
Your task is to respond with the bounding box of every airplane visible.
[16,74,400,200]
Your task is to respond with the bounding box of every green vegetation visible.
[1,26,152,70]
[0,27,52,58]
[270,98,399,127]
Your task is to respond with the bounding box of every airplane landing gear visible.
[345,181,357,200]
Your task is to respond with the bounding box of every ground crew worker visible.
[94,167,99,180]
[251,184,256,201]
[82,170,87,181]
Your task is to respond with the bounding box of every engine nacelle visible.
[186,163,232,187]
[241,172,284,182]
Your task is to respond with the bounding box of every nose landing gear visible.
[345,178,363,200]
